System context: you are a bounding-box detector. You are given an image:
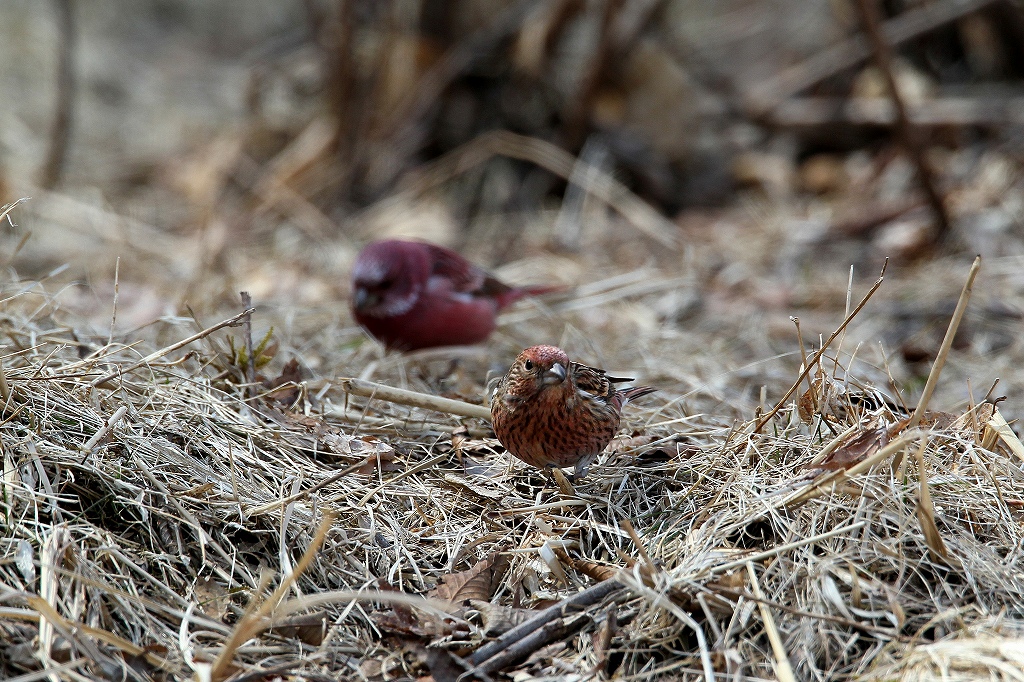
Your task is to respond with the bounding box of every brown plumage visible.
[490,345,655,478]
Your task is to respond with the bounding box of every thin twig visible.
[706,585,894,635]
[107,256,120,348]
[561,0,621,149]
[856,0,951,240]
[746,563,797,682]
[357,452,452,506]
[748,0,999,114]
[246,459,370,516]
[469,579,624,667]
[913,436,950,562]
[337,377,492,420]
[469,614,591,677]
[325,406,490,436]
[38,0,77,189]
[785,430,924,509]
[91,308,255,387]
[210,512,336,681]
[135,460,257,589]
[703,521,867,576]
[390,130,678,248]
[773,95,1024,128]
[0,358,11,405]
[906,256,981,430]
[620,518,657,574]
[79,404,129,464]
[754,262,887,433]
[240,292,256,398]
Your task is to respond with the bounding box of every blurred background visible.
[2,0,1024,415]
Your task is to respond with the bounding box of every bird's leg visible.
[574,455,595,480]
[550,467,577,497]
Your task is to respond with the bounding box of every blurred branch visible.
[562,0,668,149]
[856,0,951,242]
[828,198,925,238]
[39,0,77,189]
[382,0,541,167]
[748,0,1000,116]
[772,95,1024,128]
[388,129,679,248]
[562,0,622,150]
[325,0,356,157]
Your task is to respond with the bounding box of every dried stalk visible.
[336,377,491,420]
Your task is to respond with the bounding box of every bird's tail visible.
[616,385,656,409]
[494,284,567,310]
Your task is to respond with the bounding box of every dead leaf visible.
[441,473,504,500]
[279,411,322,430]
[813,425,888,471]
[573,559,620,583]
[798,384,818,423]
[608,434,660,454]
[354,447,401,476]
[429,553,510,606]
[554,547,620,583]
[372,581,449,638]
[466,599,533,636]
[797,375,847,423]
[193,576,230,621]
[261,358,302,406]
[318,432,398,474]
[592,604,617,675]
[917,410,957,430]
[951,401,995,432]
[269,611,330,645]
[914,439,950,563]
[450,426,504,476]
[708,570,745,593]
[126,644,172,682]
[360,659,383,680]
[800,375,905,425]
[424,647,462,682]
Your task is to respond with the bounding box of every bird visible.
[490,344,655,479]
[351,239,556,351]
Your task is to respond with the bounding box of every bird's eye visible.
[523,360,534,371]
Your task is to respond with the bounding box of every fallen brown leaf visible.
[914,439,950,563]
[268,611,330,645]
[260,357,302,406]
[430,552,510,606]
[814,425,888,471]
[467,599,533,636]
[372,581,449,638]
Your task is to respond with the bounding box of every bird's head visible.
[504,345,570,397]
[351,240,430,318]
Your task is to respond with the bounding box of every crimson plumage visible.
[490,345,655,478]
[351,239,553,351]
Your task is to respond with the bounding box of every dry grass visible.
[4,1,1024,678]
[1,236,1023,682]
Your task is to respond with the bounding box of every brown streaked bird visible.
[490,345,655,479]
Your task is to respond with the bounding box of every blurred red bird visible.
[351,239,554,351]
[490,345,655,479]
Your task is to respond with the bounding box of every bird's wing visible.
[570,362,617,404]
[425,243,514,297]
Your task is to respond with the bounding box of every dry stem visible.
[336,377,492,420]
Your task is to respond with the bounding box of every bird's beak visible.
[542,362,567,386]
